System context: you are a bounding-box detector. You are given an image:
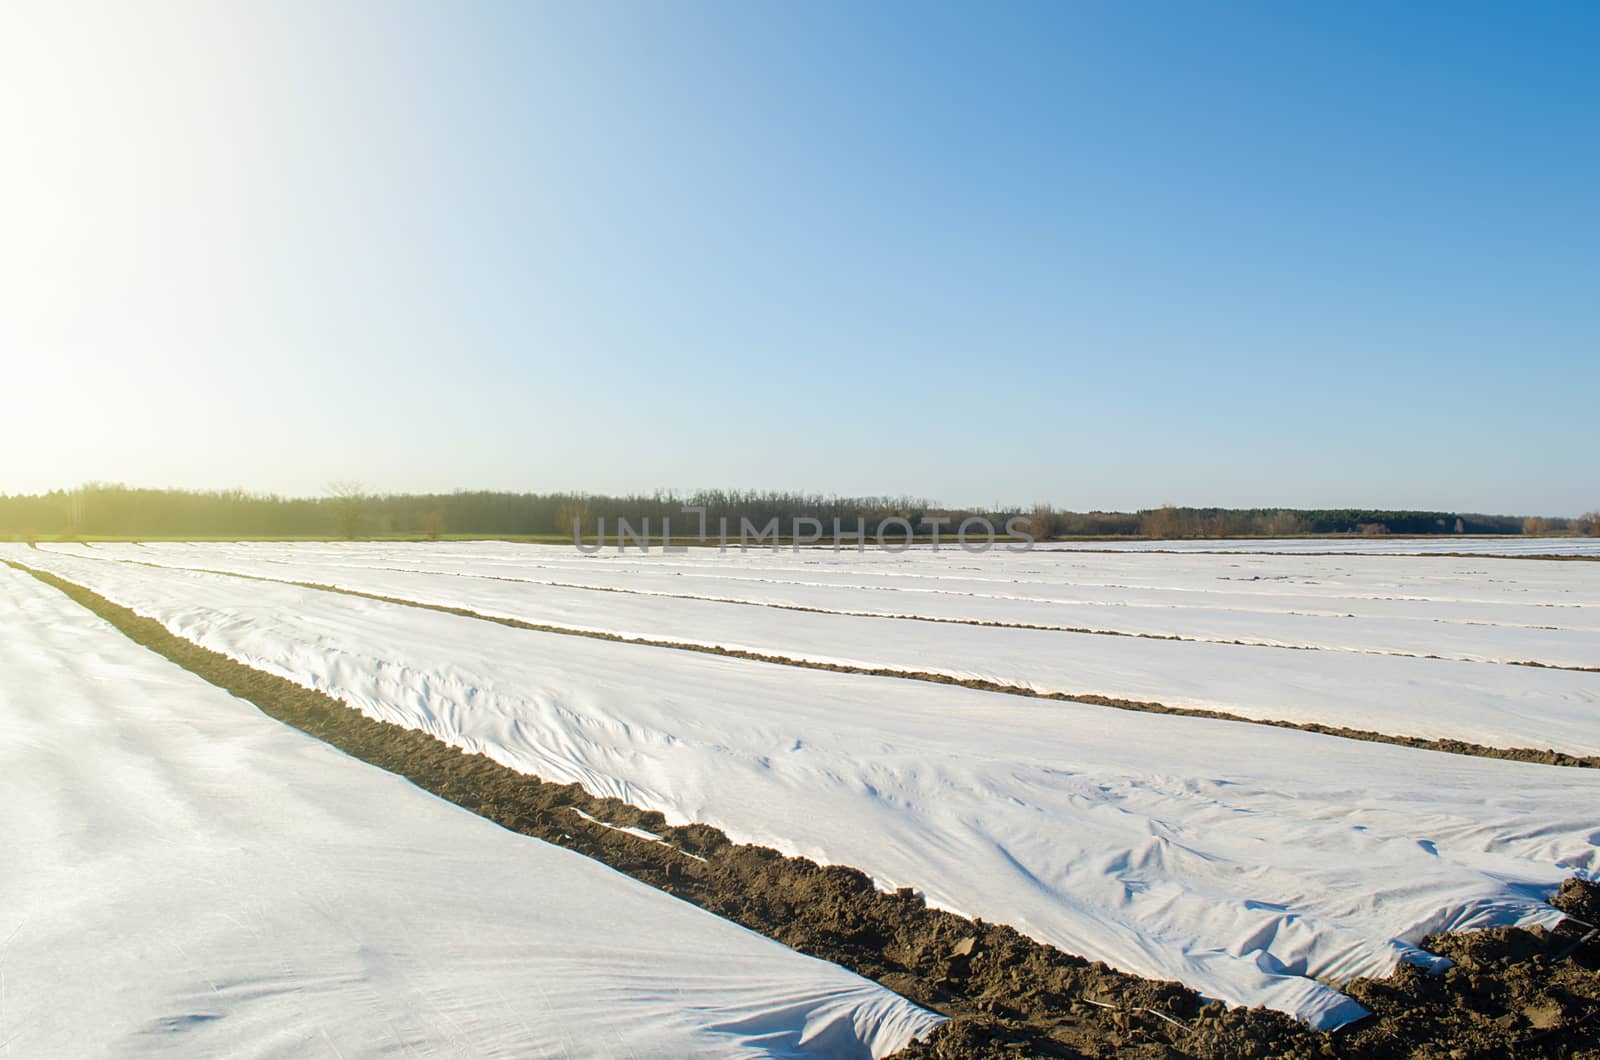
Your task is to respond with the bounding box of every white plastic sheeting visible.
[39,543,1600,754]
[50,541,1600,666]
[1036,537,1600,556]
[0,563,940,1058]
[12,546,1598,1031]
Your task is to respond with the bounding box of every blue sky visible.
[2,1,1595,512]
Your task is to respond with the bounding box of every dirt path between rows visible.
[13,562,1600,1057]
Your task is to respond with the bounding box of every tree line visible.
[1032,505,1600,540]
[1,484,1595,541]
[0,485,945,540]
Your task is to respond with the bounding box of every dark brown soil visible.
[13,561,1600,1058]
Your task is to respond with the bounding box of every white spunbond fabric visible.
[13,547,1598,1031]
[44,544,1600,755]
[0,564,940,1059]
[64,542,1600,667]
[1034,537,1600,557]
[68,539,1600,611]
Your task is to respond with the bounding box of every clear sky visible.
[2,1,1595,513]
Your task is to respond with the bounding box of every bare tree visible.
[1523,516,1549,536]
[1263,510,1306,536]
[1027,504,1058,541]
[1579,511,1600,537]
[63,488,85,541]
[556,499,593,542]
[1141,505,1186,540]
[327,481,369,540]
[420,510,447,540]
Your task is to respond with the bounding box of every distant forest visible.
[3,485,1597,541]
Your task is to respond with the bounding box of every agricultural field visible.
[1040,538,1600,557]
[0,563,937,1057]
[3,539,1597,1056]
